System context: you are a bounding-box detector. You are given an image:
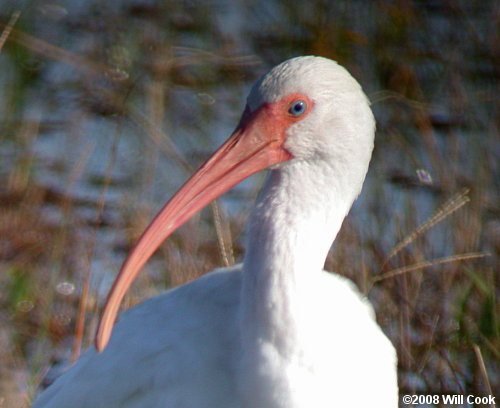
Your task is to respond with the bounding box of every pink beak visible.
[95,103,293,351]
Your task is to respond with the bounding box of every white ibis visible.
[32,56,398,408]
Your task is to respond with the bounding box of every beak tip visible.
[95,320,111,352]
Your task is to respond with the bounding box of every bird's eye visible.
[289,100,307,116]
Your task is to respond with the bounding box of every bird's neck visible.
[240,161,355,355]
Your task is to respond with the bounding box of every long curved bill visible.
[95,104,292,351]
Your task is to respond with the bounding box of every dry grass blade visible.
[0,25,129,82]
[373,252,489,283]
[211,201,235,267]
[369,90,428,110]
[472,344,495,404]
[71,132,120,363]
[384,189,470,264]
[128,92,191,172]
[0,11,20,52]
[416,315,440,375]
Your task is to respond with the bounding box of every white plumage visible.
[32,56,398,408]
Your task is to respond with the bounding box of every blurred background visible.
[0,0,497,406]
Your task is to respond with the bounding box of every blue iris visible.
[289,100,307,116]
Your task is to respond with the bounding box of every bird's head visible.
[247,56,374,168]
